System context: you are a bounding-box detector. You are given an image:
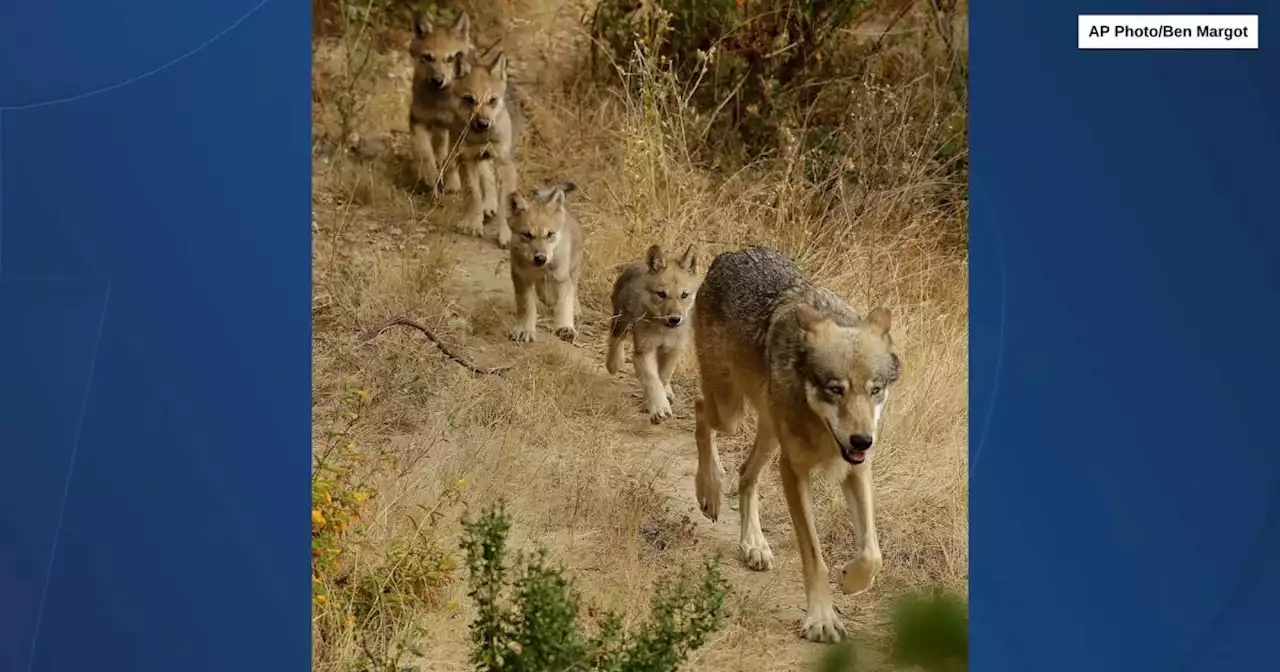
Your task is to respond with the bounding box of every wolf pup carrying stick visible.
[507,182,582,343]
[407,11,475,194]
[691,246,902,644]
[606,244,700,424]
[449,50,523,248]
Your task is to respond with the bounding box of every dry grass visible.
[311,2,967,670]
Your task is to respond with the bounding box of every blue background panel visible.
[0,0,311,670]
[971,2,1280,671]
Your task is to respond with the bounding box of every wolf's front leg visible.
[411,124,440,192]
[634,347,672,423]
[457,159,485,237]
[433,129,461,194]
[491,157,518,249]
[779,451,846,643]
[552,278,577,342]
[480,160,499,220]
[839,460,883,595]
[509,271,538,343]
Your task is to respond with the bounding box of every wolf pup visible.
[606,244,700,424]
[449,50,524,248]
[407,11,475,194]
[691,246,902,644]
[507,182,581,343]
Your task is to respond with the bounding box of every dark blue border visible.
[0,2,311,670]
[972,3,1280,670]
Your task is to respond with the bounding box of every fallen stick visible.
[359,316,510,376]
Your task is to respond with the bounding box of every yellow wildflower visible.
[352,491,370,504]
[312,509,326,526]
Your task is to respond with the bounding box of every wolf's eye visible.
[546,231,556,239]
[423,53,435,63]
[869,385,883,397]
[462,94,477,106]
[446,53,456,62]
[680,291,689,299]
[521,232,534,241]
[826,384,846,397]
[655,290,668,299]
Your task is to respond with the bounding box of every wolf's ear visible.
[795,304,826,334]
[510,192,529,215]
[678,245,698,274]
[412,11,430,39]
[490,51,508,81]
[451,12,471,42]
[645,244,666,273]
[548,187,566,212]
[865,307,892,338]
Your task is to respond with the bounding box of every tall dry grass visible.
[311,1,966,670]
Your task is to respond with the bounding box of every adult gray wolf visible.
[407,11,475,194]
[507,182,581,343]
[606,244,700,424]
[448,50,524,248]
[692,246,902,643]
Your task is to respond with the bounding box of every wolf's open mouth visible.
[843,449,868,465]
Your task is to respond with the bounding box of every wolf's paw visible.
[739,535,774,571]
[801,604,846,644]
[460,211,485,238]
[664,383,676,404]
[510,324,537,344]
[647,395,673,424]
[443,171,462,194]
[695,460,725,522]
[554,326,577,343]
[839,553,883,595]
[416,170,440,193]
[495,225,511,250]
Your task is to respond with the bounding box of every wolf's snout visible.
[665,315,683,327]
[429,75,446,88]
[532,253,548,266]
[472,118,491,131]
[849,434,874,451]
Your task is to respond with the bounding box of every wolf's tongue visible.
[846,450,867,464]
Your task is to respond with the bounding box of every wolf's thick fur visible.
[691,246,902,643]
[606,244,701,423]
[507,182,582,343]
[407,11,475,194]
[449,50,525,248]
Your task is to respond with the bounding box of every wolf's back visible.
[698,246,807,345]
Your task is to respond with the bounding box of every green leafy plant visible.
[812,586,968,672]
[461,502,730,672]
[887,587,967,672]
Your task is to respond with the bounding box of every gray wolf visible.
[606,244,701,424]
[449,50,525,248]
[507,182,581,343]
[407,11,475,195]
[691,246,902,643]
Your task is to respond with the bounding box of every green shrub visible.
[814,586,968,672]
[461,503,730,672]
